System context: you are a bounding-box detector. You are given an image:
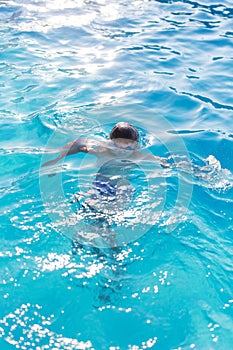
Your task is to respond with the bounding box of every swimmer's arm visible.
[145,154,193,171]
[135,151,213,177]
[141,153,199,176]
[135,152,194,170]
[42,138,102,167]
[134,152,174,168]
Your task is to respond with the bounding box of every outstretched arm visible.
[42,138,91,167]
[135,152,176,168]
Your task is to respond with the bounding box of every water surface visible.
[0,1,233,349]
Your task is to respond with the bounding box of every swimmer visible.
[42,122,172,248]
[42,121,169,168]
[42,122,199,248]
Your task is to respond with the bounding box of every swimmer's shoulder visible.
[83,138,111,155]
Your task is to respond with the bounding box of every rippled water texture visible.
[1,1,233,349]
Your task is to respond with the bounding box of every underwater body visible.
[1,0,233,349]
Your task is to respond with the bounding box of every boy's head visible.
[110,122,139,142]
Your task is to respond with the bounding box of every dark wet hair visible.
[110,122,139,141]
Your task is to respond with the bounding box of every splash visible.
[194,155,233,192]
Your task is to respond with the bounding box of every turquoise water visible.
[1,0,233,349]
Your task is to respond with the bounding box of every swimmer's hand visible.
[42,151,70,167]
[160,158,173,168]
[42,155,63,167]
[150,155,176,169]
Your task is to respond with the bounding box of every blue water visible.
[1,0,233,349]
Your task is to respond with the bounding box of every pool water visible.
[1,0,233,349]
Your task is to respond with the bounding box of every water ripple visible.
[175,89,233,111]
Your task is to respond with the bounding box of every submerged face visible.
[110,138,138,157]
[112,138,138,150]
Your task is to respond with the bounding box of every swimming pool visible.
[1,0,233,349]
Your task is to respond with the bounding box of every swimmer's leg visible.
[70,192,119,250]
[71,239,105,257]
[71,239,84,254]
